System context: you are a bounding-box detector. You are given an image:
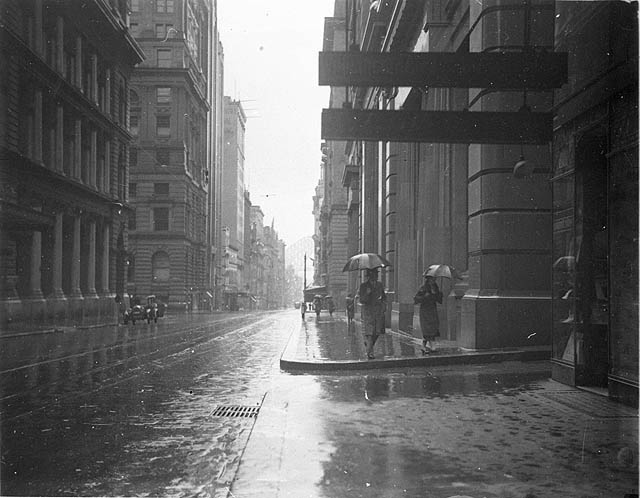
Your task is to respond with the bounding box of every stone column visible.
[29,229,44,299]
[56,16,64,74]
[51,211,65,298]
[34,90,43,163]
[56,104,64,172]
[105,68,111,117]
[74,119,82,179]
[104,139,111,194]
[101,223,110,294]
[91,54,98,104]
[90,128,97,188]
[75,36,83,89]
[34,0,43,55]
[86,219,98,297]
[70,214,82,297]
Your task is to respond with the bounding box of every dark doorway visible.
[575,134,609,389]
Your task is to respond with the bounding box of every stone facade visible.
[127,0,212,312]
[0,0,144,332]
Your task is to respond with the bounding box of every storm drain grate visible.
[210,405,260,418]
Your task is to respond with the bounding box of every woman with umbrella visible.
[359,268,387,359]
[414,267,445,354]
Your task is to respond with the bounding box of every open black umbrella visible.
[342,253,392,272]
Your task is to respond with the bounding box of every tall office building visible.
[127,0,213,311]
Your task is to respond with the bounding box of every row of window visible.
[129,207,169,231]
[130,148,171,167]
[129,23,175,40]
[130,114,170,137]
[130,87,172,105]
[129,182,170,196]
[130,0,174,13]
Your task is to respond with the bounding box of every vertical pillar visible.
[51,211,65,298]
[105,68,111,117]
[29,229,44,299]
[70,214,82,297]
[91,54,98,104]
[56,16,64,74]
[74,119,82,179]
[34,90,43,163]
[104,138,111,194]
[90,128,97,187]
[56,104,64,172]
[75,36,83,89]
[101,223,110,294]
[86,219,97,297]
[34,0,43,56]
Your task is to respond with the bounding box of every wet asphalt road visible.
[1,312,294,497]
[1,310,638,497]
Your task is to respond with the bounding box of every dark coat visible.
[414,281,442,338]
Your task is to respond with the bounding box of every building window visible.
[156,149,170,165]
[156,115,170,137]
[154,207,169,231]
[152,251,170,281]
[129,210,137,231]
[129,23,139,36]
[130,114,139,136]
[156,87,171,104]
[130,148,137,167]
[129,182,137,197]
[154,183,170,195]
[131,0,140,12]
[156,24,174,39]
[157,49,172,68]
[156,0,174,13]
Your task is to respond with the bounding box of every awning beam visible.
[321,109,552,145]
[319,51,568,89]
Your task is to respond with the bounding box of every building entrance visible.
[575,135,609,389]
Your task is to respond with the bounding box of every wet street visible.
[1,312,294,497]
[1,310,638,497]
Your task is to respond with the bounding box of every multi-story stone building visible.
[208,12,225,310]
[0,0,144,331]
[220,96,246,310]
[127,0,212,311]
[321,0,637,405]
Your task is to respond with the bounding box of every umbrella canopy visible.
[424,264,460,279]
[553,256,576,272]
[342,253,392,272]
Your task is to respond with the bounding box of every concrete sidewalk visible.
[281,313,550,372]
[229,313,638,498]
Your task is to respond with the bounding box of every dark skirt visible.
[419,304,439,339]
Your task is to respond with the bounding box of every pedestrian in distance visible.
[345,293,355,326]
[414,271,443,354]
[359,268,386,359]
[300,300,306,319]
[326,296,335,317]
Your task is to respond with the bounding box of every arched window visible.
[129,89,139,106]
[152,251,170,282]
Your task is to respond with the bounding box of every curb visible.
[280,348,551,372]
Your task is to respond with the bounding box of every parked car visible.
[123,303,145,325]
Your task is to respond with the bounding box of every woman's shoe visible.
[367,353,375,359]
[421,347,432,355]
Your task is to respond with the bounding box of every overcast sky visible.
[218,1,335,247]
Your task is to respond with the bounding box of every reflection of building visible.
[321,0,637,404]
[0,0,144,330]
[220,97,246,309]
[550,2,638,405]
[127,0,212,311]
